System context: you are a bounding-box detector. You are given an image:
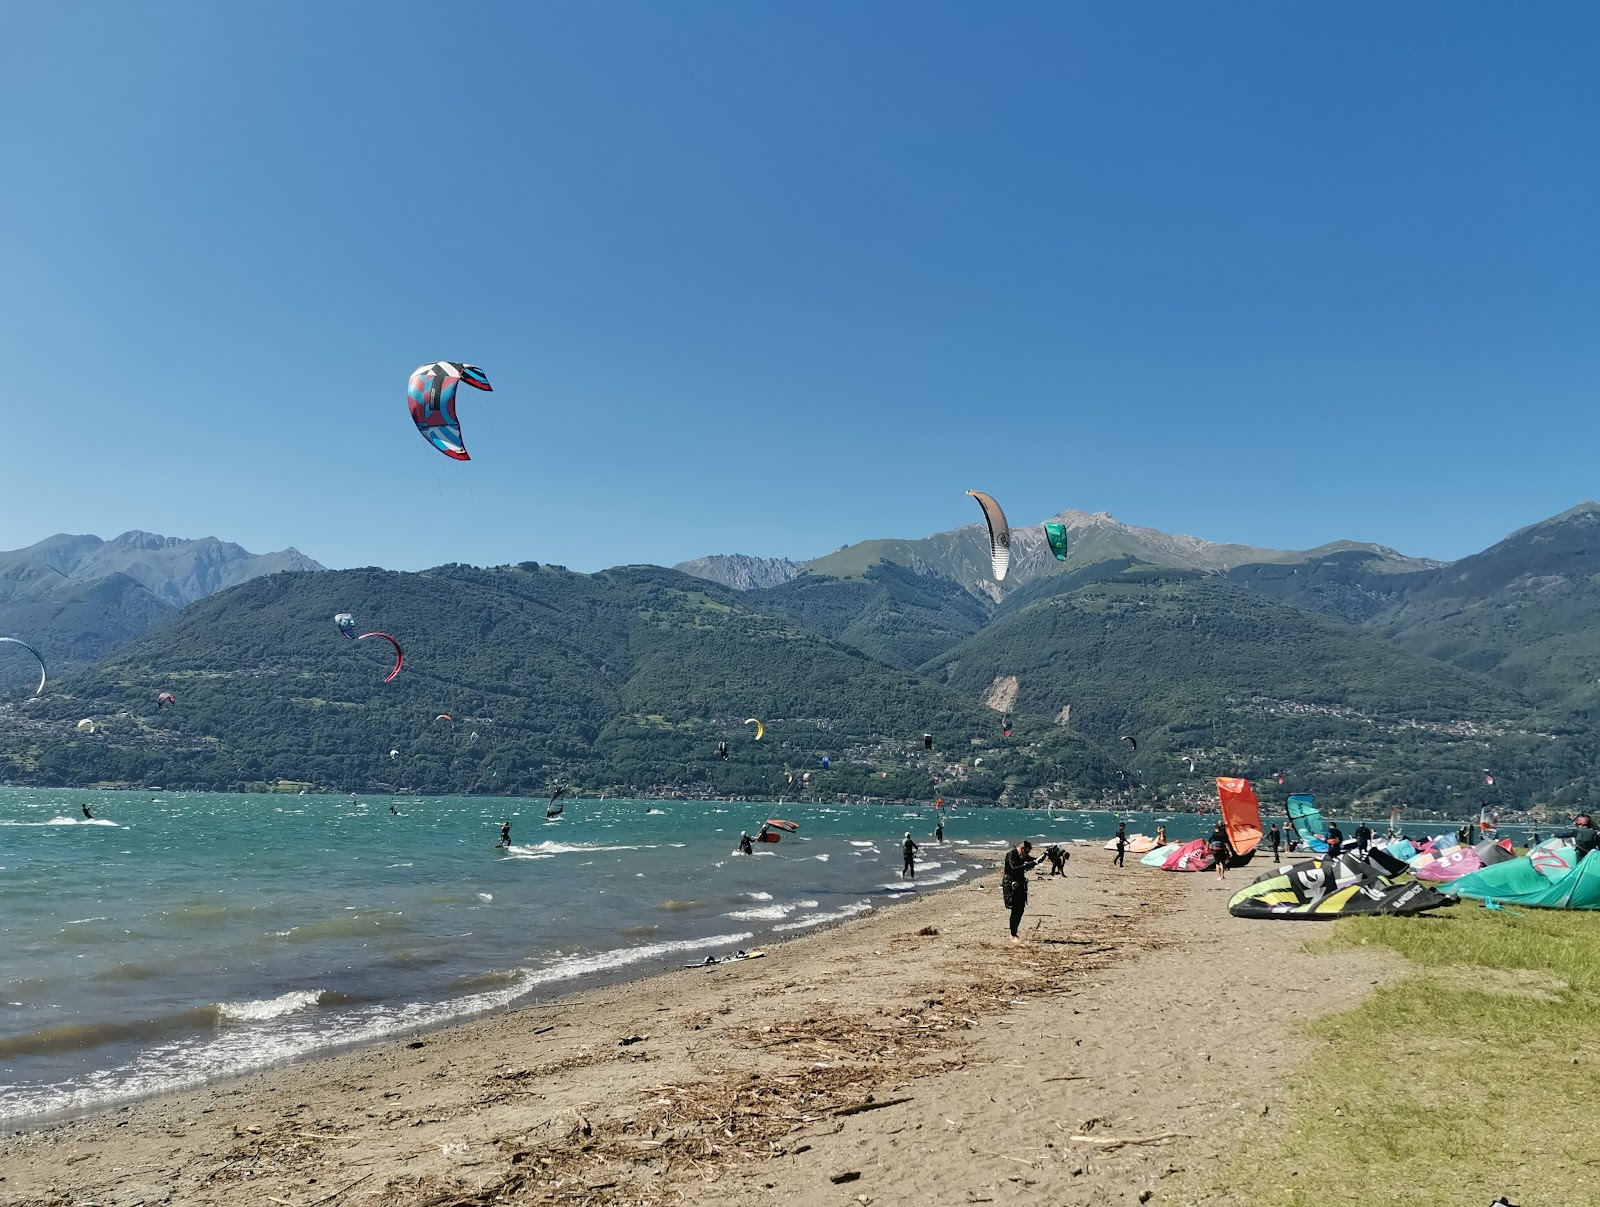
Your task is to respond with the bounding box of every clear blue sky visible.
[4,2,1596,570]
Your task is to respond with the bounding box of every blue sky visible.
[4,2,1596,570]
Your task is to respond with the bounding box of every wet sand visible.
[0,855,1398,1206]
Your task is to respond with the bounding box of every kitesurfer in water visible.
[902,832,919,879]
[738,831,754,855]
[1208,823,1228,880]
[497,821,511,848]
[81,803,94,820]
[1003,840,1040,942]
[1112,822,1126,868]
[935,817,945,842]
[1268,823,1281,861]
[1355,821,1372,856]
[389,804,398,816]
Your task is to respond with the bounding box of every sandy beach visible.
[0,855,1396,1207]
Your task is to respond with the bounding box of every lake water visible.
[0,788,1190,1123]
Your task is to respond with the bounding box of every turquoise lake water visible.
[0,788,1205,1123]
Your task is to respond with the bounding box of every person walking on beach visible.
[1355,821,1372,856]
[902,832,920,879]
[1003,840,1040,942]
[497,820,512,848]
[1208,823,1229,881]
[1112,822,1127,868]
[1268,823,1281,862]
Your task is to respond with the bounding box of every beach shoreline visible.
[0,856,1399,1207]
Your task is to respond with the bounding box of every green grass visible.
[1218,905,1600,1206]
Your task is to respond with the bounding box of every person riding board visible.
[81,803,94,820]
[497,820,511,848]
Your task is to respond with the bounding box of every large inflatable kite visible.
[966,491,1010,581]
[1229,852,1454,920]
[0,637,46,697]
[333,612,404,683]
[407,361,493,461]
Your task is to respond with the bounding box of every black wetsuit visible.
[1268,826,1280,861]
[935,823,944,842]
[1003,848,1039,937]
[1355,825,1372,855]
[738,834,754,855]
[1574,823,1600,859]
[81,805,93,820]
[1113,828,1126,867]
[1325,824,1343,857]
[902,838,919,879]
[498,823,511,848]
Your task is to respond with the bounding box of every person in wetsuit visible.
[497,821,511,848]
[1325,820,1344,857]
[1112,822,1127,868]
[81,803,94,820]
[389,804,398,816]
[1355,821,1372,856]
[1208,823,1229,880]
[1268,823,1281,862]
[1571,814,1599,859]
[738,831,754,855]
[1045,844,1068,876]
[902,832,919,879]
[1003,840,1040,941]
[934,818,945,842]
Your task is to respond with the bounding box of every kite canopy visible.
[1043,521,1069,562]
[1161,838,1215,872]
[764,819,799,833]
[1286,794,1328,853]
[407,361,492,461]
[1120,735,1138,752]
[923,733,934,751]
[1217,777,1263,866]
[356,631,404,683]
[1229,854,1454,921]
[966,490,1011,581]
[1446,844,1600,909]
[76,718,95,733]
[156,691,177,710]
[1413,846,1483,883]
[547,786,568,818]
[334,613,357,639]
[0,637,46,697]
[744,718,764,741]
[1141,842,1181,867]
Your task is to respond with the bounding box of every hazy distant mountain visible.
[0,532,324,668]
[681,508,1437,599]
[671,553,805,591]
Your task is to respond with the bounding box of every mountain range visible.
[0,532,323,670]
[7,505,1600,814]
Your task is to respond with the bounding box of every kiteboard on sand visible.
[684,949,766,969]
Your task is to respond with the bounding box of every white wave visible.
[518,840,642,855]
[64,917,111,926]
[387,862,413,868]
[813,853,830,862]
[218,989,322,1023]
[0,934,752,1124]
[774,902,873,932]
[645,809,666,815]
[726,899,818,921]
[848,841,876,847]
[477,893,492,903]
[1,817,121,827]
[744,892,774,901]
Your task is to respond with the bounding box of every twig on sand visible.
[1042,1075,1089,1083]
[307,1170,375,1206]
[832,1095,913,1118]
[1059,1127,1186,1149]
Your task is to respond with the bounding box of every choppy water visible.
[0,790,1200,1123]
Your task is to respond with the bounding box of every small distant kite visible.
[967,491,1011,581]
[923,733,934,752]
[1044,521,1069,562]
[716,741,730,762]
[1121,735,1138,752]
[408,361,493,461]
[744,718,765,741]
[156,691,177,710]
[547,785,568,819]
[76,719,96,733]
[0,637,46,697]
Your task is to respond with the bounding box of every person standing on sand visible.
[1155,824,1167,846]
[902,832,920,879]
[1268,823,1281,862]
[1208,823,1229,881]
[1003,840,1040,941]
[1325,820,1344,858]
[1112,822,1127,868]
[1355,821,1372,856]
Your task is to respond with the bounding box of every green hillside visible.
[1368,504,1600,710]
[921,568,1598,813]
[6,563,1120,802]
[747,562,992,669]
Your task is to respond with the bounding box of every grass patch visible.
[1217,905,1600,1206]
